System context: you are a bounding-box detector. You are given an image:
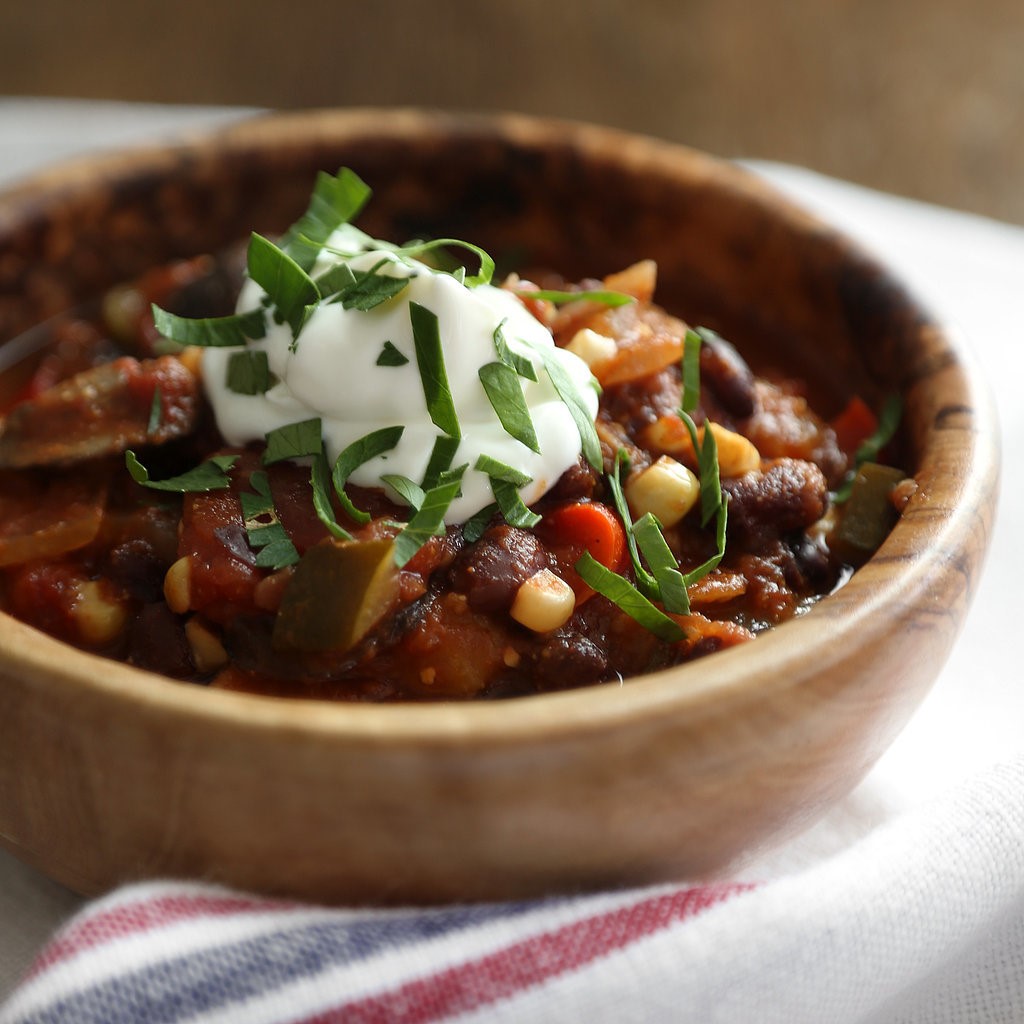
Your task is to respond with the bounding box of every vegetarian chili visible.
[0,170,907,700]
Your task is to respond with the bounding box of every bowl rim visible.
[0,107,1000,748]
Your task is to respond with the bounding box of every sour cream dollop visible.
[202,242,599,523]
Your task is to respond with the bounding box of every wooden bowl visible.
[0,110,998,903]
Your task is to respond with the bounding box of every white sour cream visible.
[202,243,598,523]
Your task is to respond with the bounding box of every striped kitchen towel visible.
[3,757,1024,1024]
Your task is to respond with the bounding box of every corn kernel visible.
[640,415,697,458]
[706,422,761,477]
[184,618,228,674]
[565,327,617,372]
[253,567,293,612]
[640,418,762,479]
[163,556,192,614]
[625,456,701,528]
[510,569,576,633]
[71,581,127,647]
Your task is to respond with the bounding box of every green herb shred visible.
[478,361,540,453]
[150,306,267,348]
[575,552,685,642]
[330,426,405,524]
[241,470,300,569]
[226,349,274,395]
[281,167,372,270]
[125,451,238,493]
[409,301,461,439]
[263,418,324,465]
[392,465,468,568]
[247,233,320,344]
[376,340,410,367]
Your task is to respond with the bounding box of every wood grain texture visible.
[0,111,1000,903]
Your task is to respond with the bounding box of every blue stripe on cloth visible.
[9,896,566,1024]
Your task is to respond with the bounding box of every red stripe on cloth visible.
[27,891,289,977]
[303,883,755,1024]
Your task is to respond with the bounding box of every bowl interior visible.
[0,109,998,902]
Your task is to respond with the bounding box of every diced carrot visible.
[536,501,627,603]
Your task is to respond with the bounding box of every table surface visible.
[0,97,1022,1007]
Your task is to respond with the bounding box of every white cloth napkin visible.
[1,756,1022,1023]
[1,101,1023,1021]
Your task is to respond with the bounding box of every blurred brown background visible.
[3,0,1023,224]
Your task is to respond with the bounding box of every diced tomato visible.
[831,395,878,457]
[4,561,86,643]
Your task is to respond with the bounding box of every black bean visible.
[448,525,549,613]
[699,330,757,419]
[723,458,828,545]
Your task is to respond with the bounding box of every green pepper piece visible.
[833,462,906,566]
[272,538,400,653]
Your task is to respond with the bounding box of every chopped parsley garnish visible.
[674,407,724,528]
[571,327,731,631]
[515,287,634,308]
[392,465,467,568]
[376,340,410,367]
[409,301,461,439]
[474,454,540,529]
[150,305,267,348]
[246,522,300,569]
[310,261,356,299]
[632,513,690,614]
[461,502,498,542]
[478,361,540,453]
[125,451,238,492]
[241,470,300,569]
[226,349,274,395]
[421,435,461,490]
[391,238,495,288]
[318,236,494,288]
[682,328,703,414]
[310,451,354,541]
[146,388,163,436]
[263,418,323,465]
[490,480,541,529]
[680,329,724,526]
[318,259,411,311]
[674,328,730,571]
[474,453,531,487]
[380,473,426,511]
[575,552,685,642]
[330,426,405,524]
[681,495,728,587]
[531,344,602,471]
[492,319,538,381]
[239,474,275,524]
[605,449,661,603]
[574,439,724,633]
[247,232,319,344]
[281,167,372,271]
